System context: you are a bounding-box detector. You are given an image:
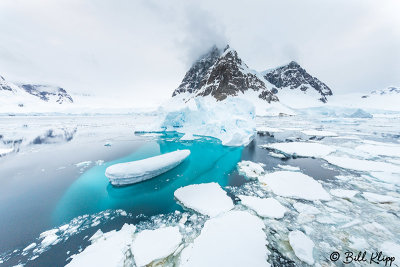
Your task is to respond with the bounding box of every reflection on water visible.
[53,133,244,225]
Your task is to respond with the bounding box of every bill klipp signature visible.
[330,251,396,266]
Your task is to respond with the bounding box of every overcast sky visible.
[1,0,399,107]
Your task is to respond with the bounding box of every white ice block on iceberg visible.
[105,150,190,186]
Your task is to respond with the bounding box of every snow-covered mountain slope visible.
[0,75,75,113]
[262,61,333,103]
[172,45,278,103]
[19,84,73,104]
[364,86,400,97]
[172,45,333,112]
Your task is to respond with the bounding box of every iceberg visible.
[259,171,331,201]
[105,150,190,186]
[143,97,256,147]
[346,109,373,118]
[132,227,182,267]
[174,183,234,217]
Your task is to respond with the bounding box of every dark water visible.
[0,131,339,267]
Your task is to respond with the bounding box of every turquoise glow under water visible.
[53,134,243,225]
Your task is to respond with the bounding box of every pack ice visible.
[105,150,190,186]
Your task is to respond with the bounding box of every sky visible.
[0,0,399,107]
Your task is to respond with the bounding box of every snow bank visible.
[239,195,287,219]
[179,211,269,267]
[261,142,335,158]
[145,97,256,147]
[288,230,315,265]
[105,150,190,186]
[67,224,136,267]
[174,183,234,217]
[259,171,331,201]
[132,227,182,266]
[237,161,264,179]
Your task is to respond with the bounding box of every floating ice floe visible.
[238,195,286,219]
[380,241,400,263]
[67,224,136,267]
[256,126,283,133]
[370,172,400,185]
[132,227,182,267]
[323,156,400,173]
[261,142,335,158]
[268,151,287,159]
[180,133,200,141]
[288,230,315,265]
[105,150,190,186]
[356,143,400,157]
[301,130,338,137]
[330,189,358,199]
[174,183,234,217]
[179,211,269,267]
[74,161,92,168]
[23,242,37,252]
[362,192,399,203]
[293,202,320,215]
[237,161,264,179]
[277,164,300,171]
[259,171,331,201]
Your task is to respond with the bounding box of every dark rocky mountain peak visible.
[263,61,332,102]
[172,45,278,103]
[0,75,14,91]
[172,45,222,96]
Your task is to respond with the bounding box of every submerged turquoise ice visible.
[53,133,243,225]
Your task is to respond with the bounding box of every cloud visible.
[0,0,399,107]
